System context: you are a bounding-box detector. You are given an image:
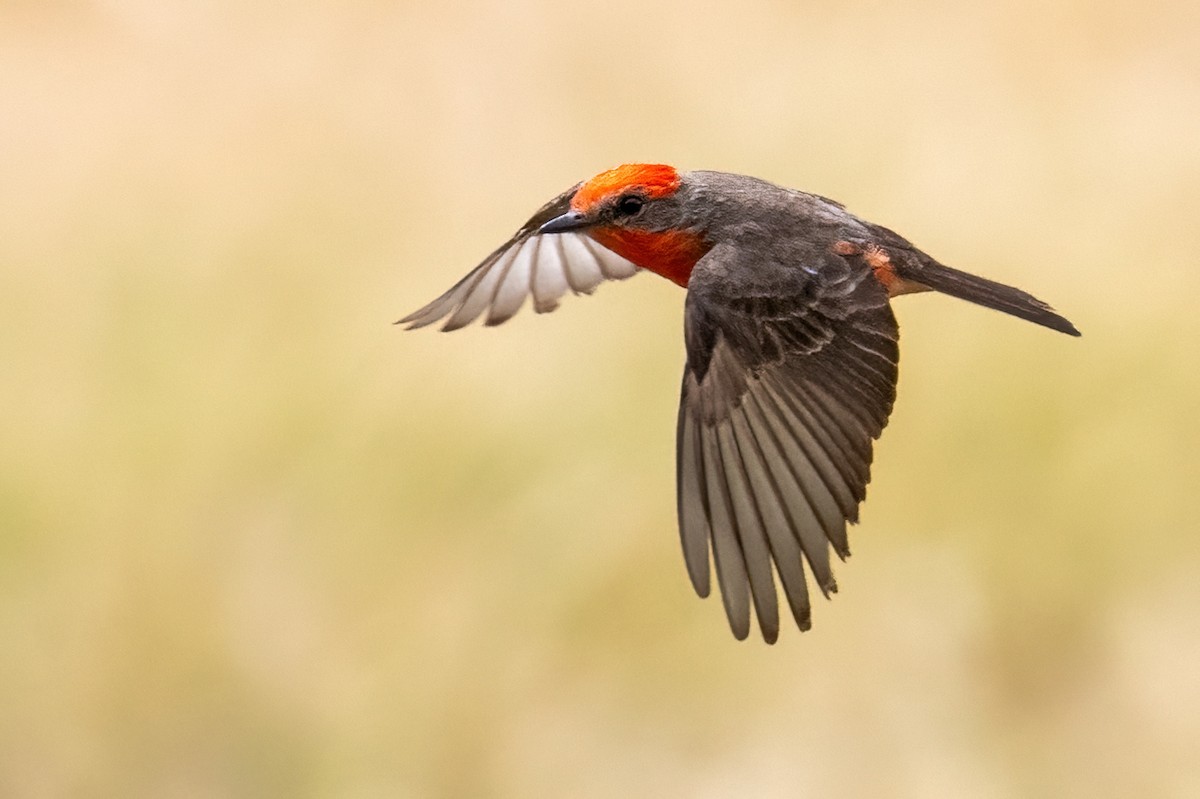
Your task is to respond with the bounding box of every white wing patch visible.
[400,233,639,331]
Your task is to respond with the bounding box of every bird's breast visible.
[586,227,711,288]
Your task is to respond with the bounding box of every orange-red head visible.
[538,163,708,287]
[569,163,683,214]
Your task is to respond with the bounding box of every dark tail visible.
[913,261,1081,337]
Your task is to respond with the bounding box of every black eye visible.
[616,195,645,216]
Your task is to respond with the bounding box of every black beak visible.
[538,210,591,234]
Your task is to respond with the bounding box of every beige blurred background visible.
[2,1,1198,796]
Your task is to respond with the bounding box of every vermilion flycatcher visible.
[401,164,1079,643]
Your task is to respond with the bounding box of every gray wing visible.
[677,241,899,643]
[399,184,639,331]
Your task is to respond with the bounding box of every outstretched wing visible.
[677,241,900,643]
[399,184,639,331]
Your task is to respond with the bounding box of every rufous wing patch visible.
[850,242,932,297]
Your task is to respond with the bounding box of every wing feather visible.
[481,246,525,327]
[700,420,751,641]
[400,270,478,329]
[442,247,513,331]
[677,241,900,641]
[751,378,842,585]
[733,398,813,631]
[559,234,605,294]
[531,236,571,313]
[485,239,533,326]
[398,182,639,331]
[676,399,712,597]
[762,373,860,528]
[716,419,780,643]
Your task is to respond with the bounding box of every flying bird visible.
[400,164,1079,643]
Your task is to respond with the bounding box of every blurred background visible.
[2,1,1198,796]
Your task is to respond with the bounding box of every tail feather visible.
[910,262,1081,337]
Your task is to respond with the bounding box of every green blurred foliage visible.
[1,1,1198,796]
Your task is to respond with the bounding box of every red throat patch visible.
[587,227,708,287]
[570,163,682,214]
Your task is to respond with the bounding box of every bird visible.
[399,163,1079,643]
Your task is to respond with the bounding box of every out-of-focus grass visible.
[2,2,1198,796]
